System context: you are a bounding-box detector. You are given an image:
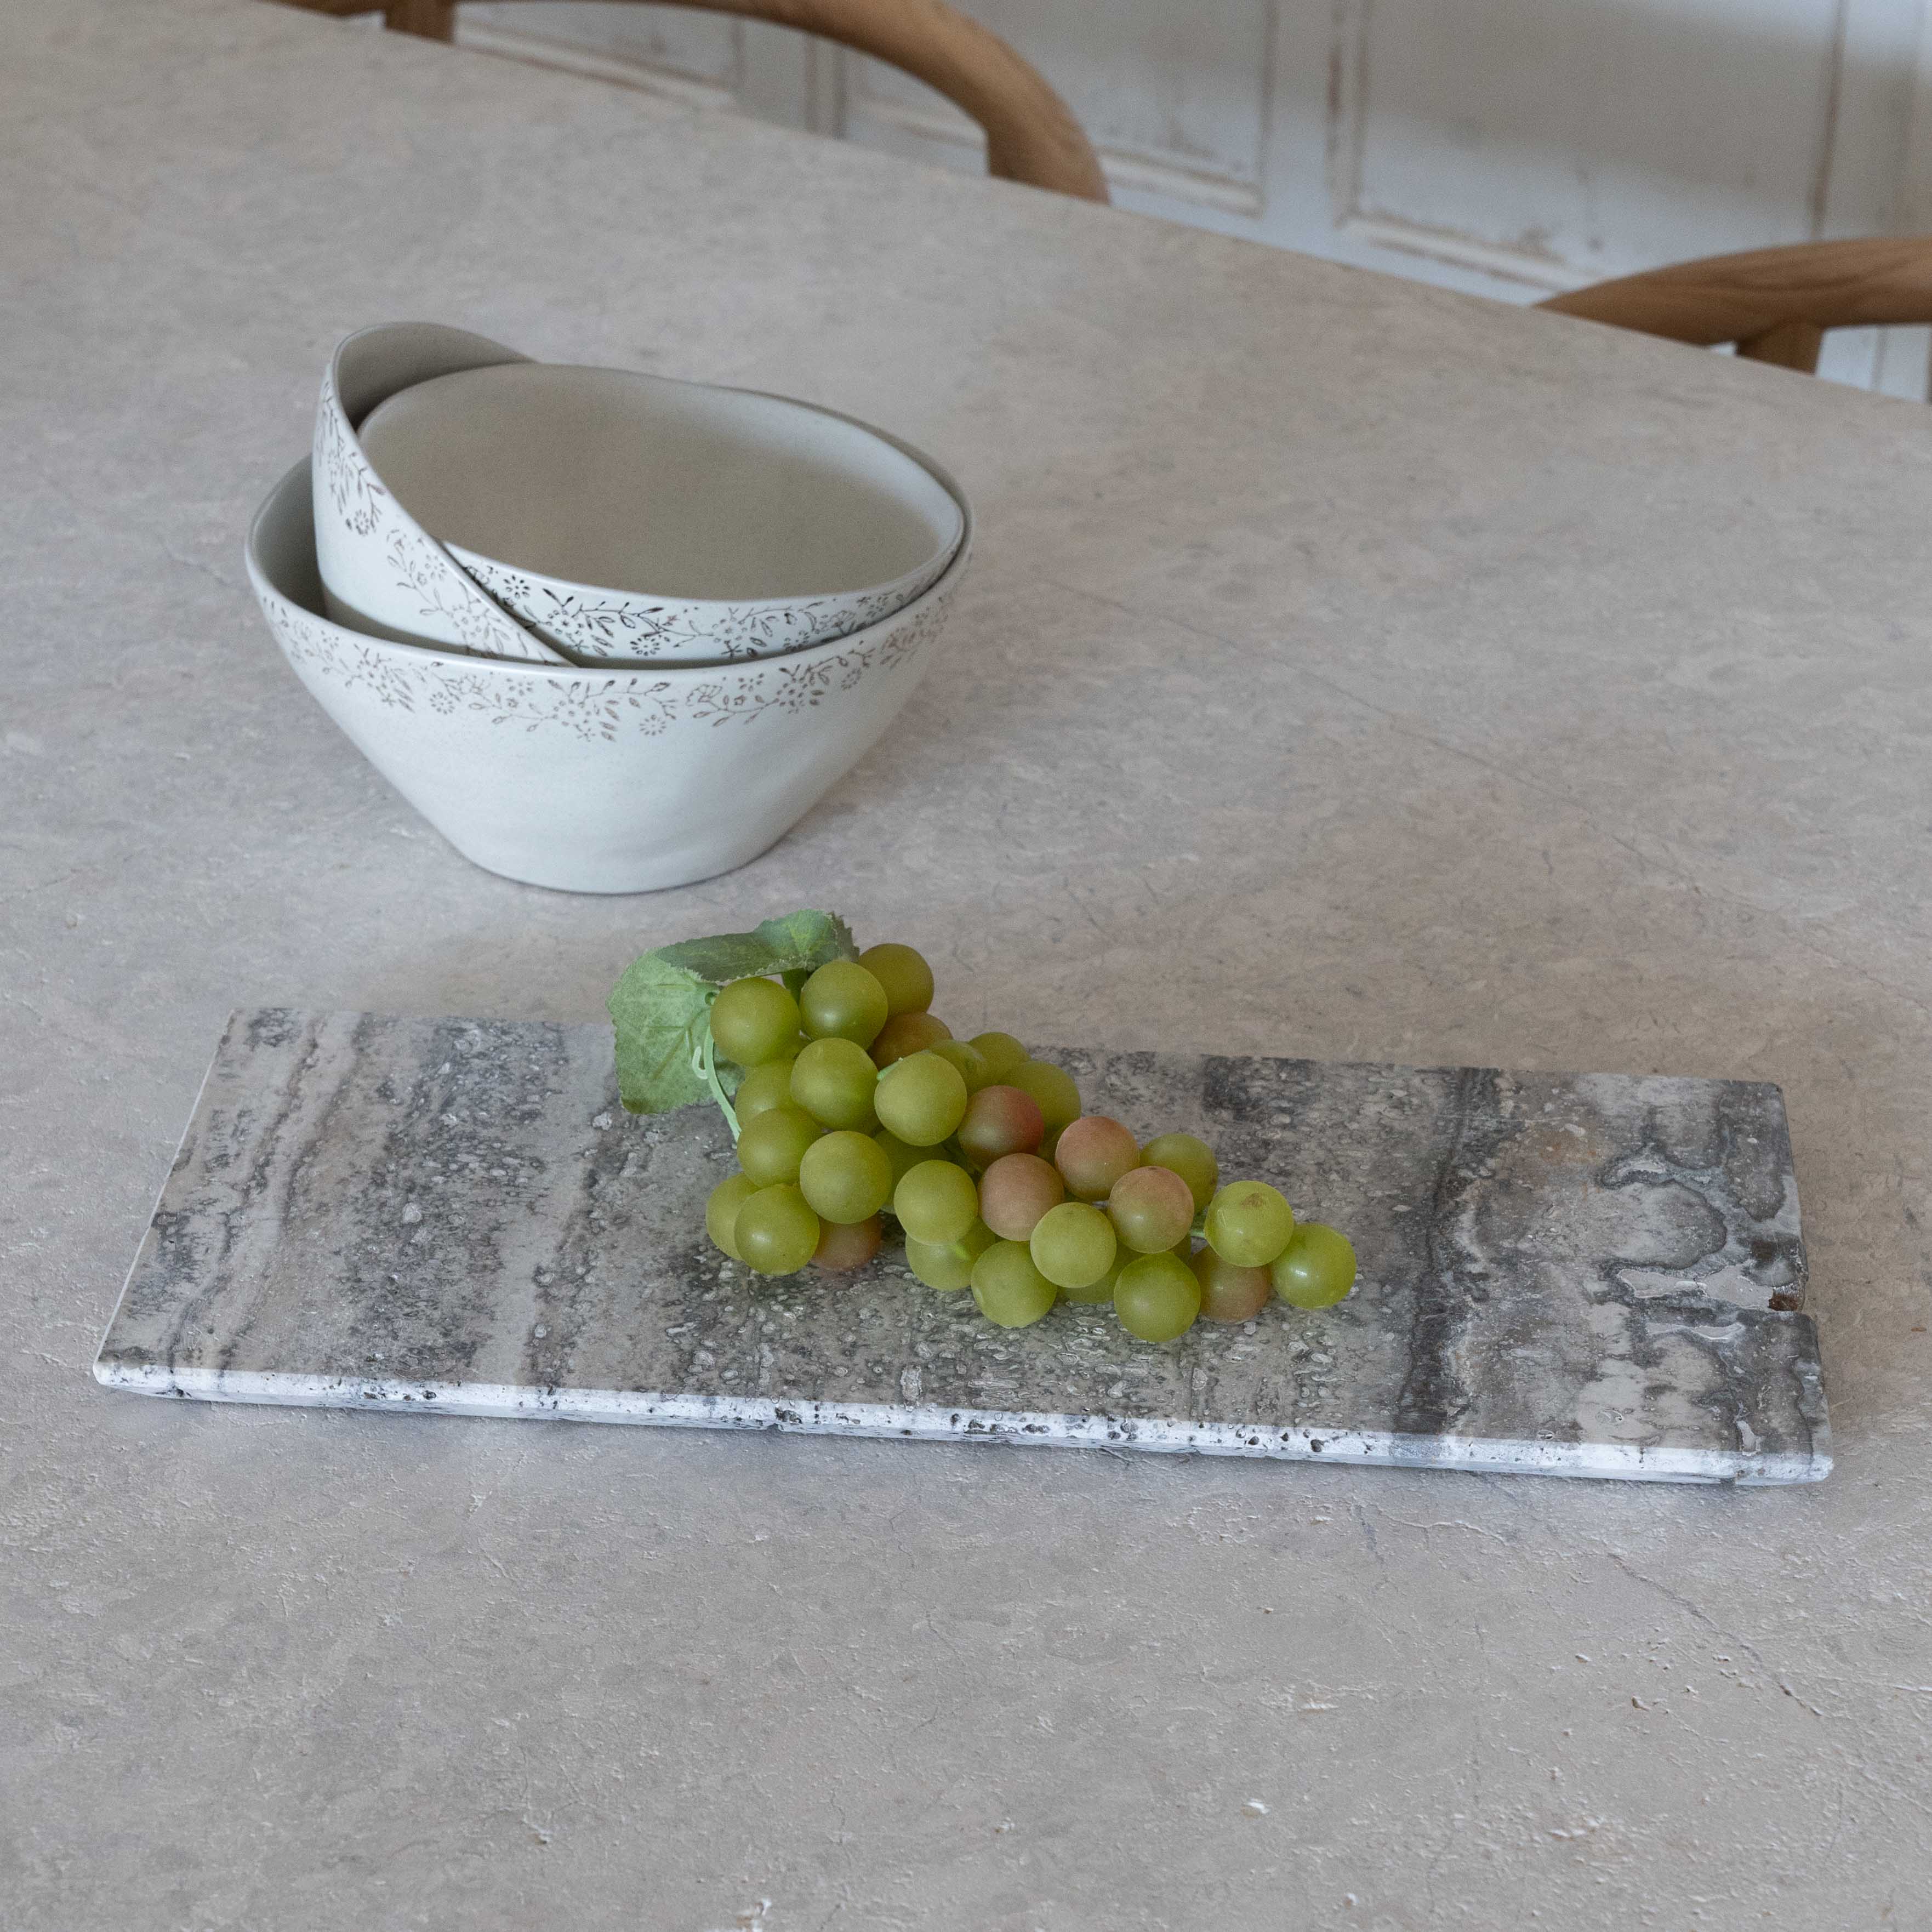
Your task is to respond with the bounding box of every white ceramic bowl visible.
[355,363,965,665]
[245,459,971,894]
[312,323,568,664]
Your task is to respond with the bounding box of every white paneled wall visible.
[455,0,1932,397]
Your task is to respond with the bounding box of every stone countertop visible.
[4,3,1930,1926]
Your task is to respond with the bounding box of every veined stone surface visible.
[96,1011,1828,1485]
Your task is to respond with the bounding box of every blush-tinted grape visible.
[870,1011,952,1067]
[1193,1247,1272,1323]
[1107,1163,1195,1253]
[978,1152,1065,1241]
[813,1215,882,1272]
[1055,1114,1140,1201]
[956,1085,1045,1165]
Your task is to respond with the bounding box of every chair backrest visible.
[1538,236,1932,374]
[361,0,1108,202]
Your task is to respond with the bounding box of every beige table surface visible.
[6,3,1931,1926]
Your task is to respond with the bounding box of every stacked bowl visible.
[248,323,971,893]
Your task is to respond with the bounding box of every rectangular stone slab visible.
[94,1011,1830,1485]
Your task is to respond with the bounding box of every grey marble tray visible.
[94,1011,1830,1485]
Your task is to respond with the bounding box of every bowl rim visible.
[365,361,967,612]
[443,533,951,629]
[247,449,973,689]
[320,323,572,666]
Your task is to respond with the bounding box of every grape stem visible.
[693,1024,740,1142]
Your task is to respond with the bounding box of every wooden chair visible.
[1538,236,1932,375]
[276,0,1108,202]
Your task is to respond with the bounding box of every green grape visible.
[1193,1247,1272,1323]
[929,1039,991,1093]
[1205,1181,1296,1268]
[971,1240,1059,1327]
[1114,1250,1201,1342]
[870,1011,951,1067]
[813,1214,882,1272]
[1270,1222,1357,1310]
[737,1104,823,1186]
[797,1130,894,1224]
[799,961,889,1048]
[978,1152,1065,1241]
[705,1173,761,1260]
[874,1051,969,1147]
[905,1220,994,1290]
[969,1031,1029,1079]
[1055,1114,1139,1201]
[894,1159,981,1246]
[857,942,934,1017]
[1058,1249,1125,1304]
[872,1128,931,1193]
[956,1084,1045,1164]
[733,1057,799,1123]
[1029,1201,1117,1290]
[790,1038,880,1131]
[1138,1132,1219,1213]
[1008,1059,1082,1134]
[734,1183,820,1275]
[709,976,801,1067]
[1107,1164,1195,1253]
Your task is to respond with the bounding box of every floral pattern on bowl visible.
[453,546,955,665]
[311,326,569,666]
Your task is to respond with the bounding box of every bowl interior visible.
[356,364,964,604]
[255,463,332,612]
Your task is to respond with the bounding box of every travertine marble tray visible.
[94,1011,1830,1485]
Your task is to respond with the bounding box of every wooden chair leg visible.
[384,0,456,38]
[1736,320,1825,373]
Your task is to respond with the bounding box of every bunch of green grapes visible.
[700,939,1357,1344]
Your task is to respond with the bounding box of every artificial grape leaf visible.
[749,908,858,973]
[608,954,717,1115]
[608,909,859,1115]
[649,909,857,988]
